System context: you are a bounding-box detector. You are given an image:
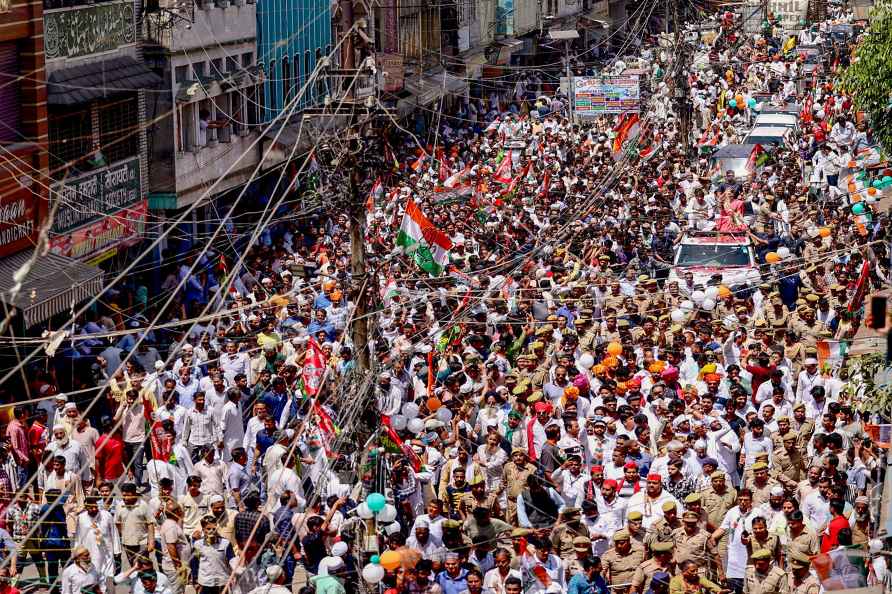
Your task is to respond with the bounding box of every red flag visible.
[537,170,551,198]
[302,337,328,396]
[439,159,449,182]
[381,415,422,471]
[149,421,174,463]
[493,155,512,184]
[504,163,530,196]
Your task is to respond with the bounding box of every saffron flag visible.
[302,337,327,396]
[396,200,453,276]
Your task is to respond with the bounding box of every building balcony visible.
[167,0,256,52]
[173,129,260,207]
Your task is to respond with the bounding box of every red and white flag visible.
[302,337,328,396]
[493,155,512,184]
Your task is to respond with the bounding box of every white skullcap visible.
[209,494,224,505]
[770,485,784,497]
[52,424,66,432]
[318,556,345,576]
[384,522,401,535]
[415,518,430,529]
[55,392,68,401]
[63,403,77,412]
[154,360,166,370]
[331,542,348,557]
[265,565,283,581]
[694,440,707,449]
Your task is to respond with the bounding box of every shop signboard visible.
[50,157,141,236]
[49,200,147,260]
[573,75,640,116]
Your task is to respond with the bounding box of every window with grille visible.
[98,95,139,164]
[48,105,92,178]
[175,65,189,83]
[282,57,290,103]
[242,52,253,68]
[226,56,238,73]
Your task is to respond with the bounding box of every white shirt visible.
[624,489,680,530]
[62,563,103,594]
[803,490,832,533]
[220,400,245,461]
[721,505,757,579]
[74,510,122,576]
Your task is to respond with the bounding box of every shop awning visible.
[48,56,163,106]
[0,249,104,327]
[404,71,469,106]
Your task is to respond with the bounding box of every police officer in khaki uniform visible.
[744,549,789,594]
[791,403,815,452]
[672,510,723,580]
[602,530,646,594]
[566,535,593,580]
[626,510,647,552]
[785,511,820,565]
[630,541,676,594]
[788,552,821,594]
[772,432,807,490]
[748,461,782,506]
[551,507,588,560]
[644,501,682,552]
[702,472,737,532]
[500,448,536,525]
[764,296,789,329]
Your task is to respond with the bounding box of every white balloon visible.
[356,502,374,519]
[437,407,453,423]
[680,300,695,312]
[777,246,791,259]
[578,353,595,370]
[691,290,706,304]
[402,402,420,419]
[362,563,385,584]
[391,414,407,431]
[408,418,425,434]
[704,287,719,300]
[377,503,398,523]
[671,309,686,323]
[701,298,717,311]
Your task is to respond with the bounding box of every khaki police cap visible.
[751,549,772,560]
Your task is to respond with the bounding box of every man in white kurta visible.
[220,389,245,462]
[75,499,122,589]
[624,473,681,529]
[62,547,103,594]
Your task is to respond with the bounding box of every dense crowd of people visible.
[0,3,890,594]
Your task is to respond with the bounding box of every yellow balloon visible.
[379,550,402,571]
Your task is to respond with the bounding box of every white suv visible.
[667,231,761,289]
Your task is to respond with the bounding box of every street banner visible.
[573,76,640,116]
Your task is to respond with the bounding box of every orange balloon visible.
[607,341,623,356]
[718,285,731,298]
[379,550,402,571]
[603,356,618,368]
[868,187,877,196]
[426,397,441,412]
[819,227,831,237]
[735,94,744,108]
[765,252,780,263]
[593,364,606,376]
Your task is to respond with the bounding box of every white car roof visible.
[754,114,798,125]
[747,126,791,136]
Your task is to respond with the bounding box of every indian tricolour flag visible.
[396,200,453,276]
[816,340,848,366]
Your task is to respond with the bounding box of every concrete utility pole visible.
[347,156,370,372]
[672,1,691,155]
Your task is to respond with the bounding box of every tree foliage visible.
[842,0,892,154]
